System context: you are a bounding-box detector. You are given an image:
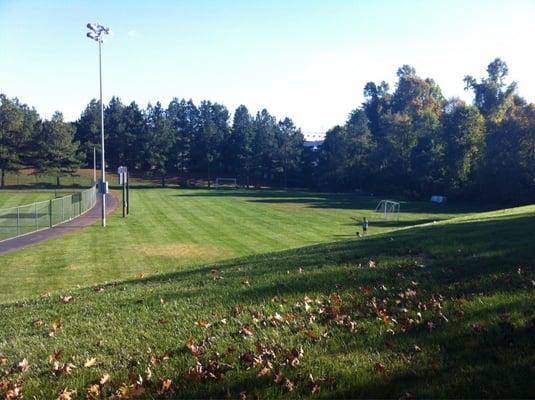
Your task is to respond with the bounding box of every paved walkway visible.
[0,193,118,255]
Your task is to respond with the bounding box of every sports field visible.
[0,188,482,302]
[0,186,533,398]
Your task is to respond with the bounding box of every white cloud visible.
[127,30,137,37]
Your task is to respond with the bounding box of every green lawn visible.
[0,188,483,303]
[0,197,533,398]
[0,190,64,209]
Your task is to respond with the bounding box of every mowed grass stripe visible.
[0,187,489,303]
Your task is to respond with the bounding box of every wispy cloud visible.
[127,30,137,37]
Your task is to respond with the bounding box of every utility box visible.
[99,180,109,194]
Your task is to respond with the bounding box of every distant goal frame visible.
[374,199,400,221]
[214,177,238,189]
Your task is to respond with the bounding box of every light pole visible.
[86,23,111,227]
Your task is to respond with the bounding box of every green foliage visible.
[33,112,82,185]
[0,95,39,187]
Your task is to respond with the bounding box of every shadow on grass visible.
[172,189,492,215]
[123,211,535,305]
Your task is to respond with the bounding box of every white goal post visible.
[374,200,400,220]
[214,177,238,188]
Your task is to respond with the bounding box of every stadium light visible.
[86,22,110,227]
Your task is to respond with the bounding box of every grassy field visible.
[0,187,484,303]
[0,199,533,398]
[0,190,75,209]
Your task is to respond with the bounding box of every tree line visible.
[318,58,535,203]
[1,58,534,203]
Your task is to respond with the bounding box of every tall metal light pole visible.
[86,23,111,227]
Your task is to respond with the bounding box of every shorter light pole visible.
[93,146,96,185]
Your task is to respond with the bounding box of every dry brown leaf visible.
[57,388,76,400]
[284,378,295,392]
[60,295,74,304]
[0,356,8,366]
[195,320,211,328]
[17,358,31,373]
[48,350,63,363]
[84,357,97,368]
[52,319,62,332]
[240,324,254,336]
[305,330,320,341]
[273,369,284,383]
[374,362,386,373]
[86,384,101,398]
[99,373,110,385]
[136,272,145,279]
[33,319,45,327]
[150,354,160,367]
[144,367,153,383]
[53,362,76,376]
[159,378,173,394]
[257,367,271,377]
[186,337,205,357]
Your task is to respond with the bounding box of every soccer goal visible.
[214,177,238,188]
[374,200,400,220]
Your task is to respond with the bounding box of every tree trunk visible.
[0,169,4,189]
[56,175,60,187]
[161,175,166,187]
[207,162,211,189]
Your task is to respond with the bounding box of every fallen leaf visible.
[0,356,8,366]
[48,350,63,363]
[33,319,45,327]
[195,320,212,328]
[86,384,100,398]
[84,357,97,368]
[186,337,205,357]
[17,358,31,373]
[284,378,295,392]
[145,367,152,383]
[57,388,76,400]
[305,330,320,341]
[52,319,62,332]
[99,373,110,385]
[60,295,74,304]
[257,367,271,377]
[53,362,76,376]
[240,324,254,336]
[374,362,386,373]
[159,378,173,394]
[136,272,145,279]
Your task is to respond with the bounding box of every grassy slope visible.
[0,188,481,303]
[0,205,533,398]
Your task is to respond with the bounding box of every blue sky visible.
[1,0,534,134]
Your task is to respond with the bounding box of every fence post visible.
[35,203,38,230]
[16,207,19,236]
[49,199,52,228]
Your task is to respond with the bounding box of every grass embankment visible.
[0,188,481,303]
[0,204,533,398]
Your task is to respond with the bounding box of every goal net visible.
[374,200,400,220]
[214,177,238,188]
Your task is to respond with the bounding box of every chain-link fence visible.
[0,186,97,242]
